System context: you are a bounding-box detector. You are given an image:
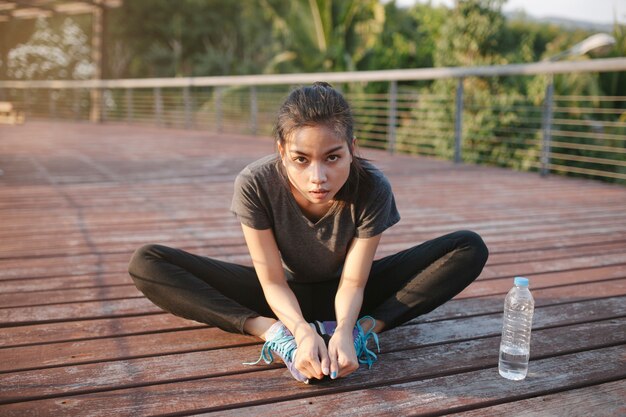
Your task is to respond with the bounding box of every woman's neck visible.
[290,183,334,222]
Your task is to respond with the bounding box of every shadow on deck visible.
[1,121,625,416]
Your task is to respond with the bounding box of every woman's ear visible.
[350,137,357,163]
[277,141,287,166]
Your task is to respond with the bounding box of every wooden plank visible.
[479,252,626,278]
[2,259,624,309]
[414,285,626,322]
[451,380,626,416]
[0,298,162,326]
[0,217,623,259]
[464,264,626,296]
[0,327,258,373]
[2,277,625,349]
[3,279,624,350]
[1,196,622,255]
[0,273,133,292]
[1,333,624,416]
[3,207,623,248]
[0,313,199,348]
[209,347,626,417]
[1,295,623,373]
[2,203,622,240]
[518,278,626,300]
[2,121,626,416]
[0,285,142,308]
[1,315,623,405]
[1,232,621,288]
[383,237,626,269]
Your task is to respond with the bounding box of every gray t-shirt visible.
[231,154,400,283]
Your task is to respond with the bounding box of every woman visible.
[128,82,488,384]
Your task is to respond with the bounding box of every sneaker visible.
[311,320,333,346]
[354,316,380,369]
[311,316,380,368]
[311,320,336,338]
[243,321,309,384]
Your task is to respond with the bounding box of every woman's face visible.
[278,124,352,215]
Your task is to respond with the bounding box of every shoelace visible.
[354,316,380,368]
[243,334,297,366]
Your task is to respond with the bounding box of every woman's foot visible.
[243,321,309,384]
[312,317,381,368]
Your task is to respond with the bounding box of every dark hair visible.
[274,82,371,204]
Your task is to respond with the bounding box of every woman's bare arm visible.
[240,224,329,379]
[330,234,382,378]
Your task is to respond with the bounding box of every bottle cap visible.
[514,276,529,287]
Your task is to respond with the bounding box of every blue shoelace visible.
[244,318,380,369]
[354,316,380,368]
[243,333,297,366]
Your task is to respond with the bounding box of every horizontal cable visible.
[551,129,626,142]
[550,152,626,167]
[548,163,626,180]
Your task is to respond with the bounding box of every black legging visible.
[128,230,488,334]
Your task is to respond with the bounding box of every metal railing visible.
[1,57,625,183]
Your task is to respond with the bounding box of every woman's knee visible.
[128,243,164,280]
[455,230,489,266]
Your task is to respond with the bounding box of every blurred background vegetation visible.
[1,0,624,182]
[1,0,622,83]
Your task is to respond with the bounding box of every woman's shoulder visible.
[360,159,393,192]
[236,154,282,183]
[234,154,284,197]
[241,154,280,175]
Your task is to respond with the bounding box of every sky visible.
[404,0,626,25]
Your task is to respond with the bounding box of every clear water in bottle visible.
[499,345,529,380]
[499,276,534,380]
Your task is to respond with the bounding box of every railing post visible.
[154,87,163,126]
[90,88,102,122]
[22,88,28,118]
[73,88,80,120]
[126,88,133,123]
[215,87,223,133]
[250,86,258,136]
[49,90,57,119]
[388,80,397,153]
[541,75,554,177]
[183,85,192,129]
[101,89,107,122]
[454,77,464,164]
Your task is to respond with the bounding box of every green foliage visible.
[362,1,444,71]
[108,0,275,77]
[599,22,626,105]
[435,0,507,67]
[2,0,623,182]
[259,0,385,73]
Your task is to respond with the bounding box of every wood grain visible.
[1,121,625,416]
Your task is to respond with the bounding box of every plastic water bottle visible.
[499,276,535,380]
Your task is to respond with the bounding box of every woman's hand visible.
[328,326,359,379]
[294,326,330,380]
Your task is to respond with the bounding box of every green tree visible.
[109,0,275,77]
[599,22,626,105]
[260,0,385,73]
[363,1,446,72]
[435,0,506,68]
[395,0,543,169]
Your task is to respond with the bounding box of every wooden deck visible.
[1,121,625,416]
